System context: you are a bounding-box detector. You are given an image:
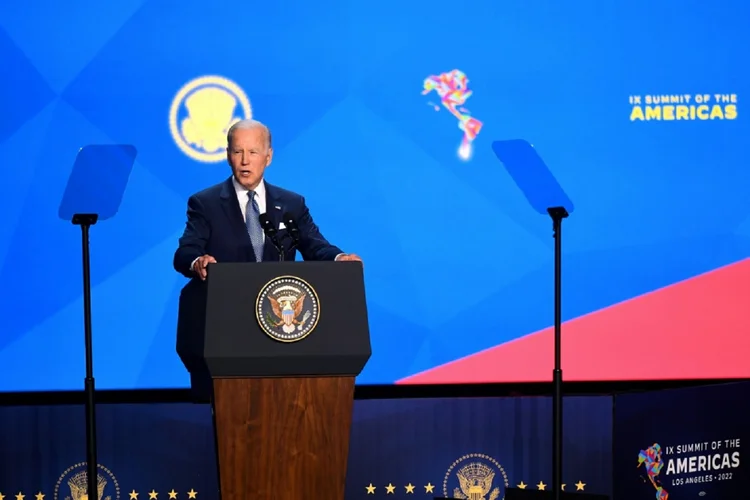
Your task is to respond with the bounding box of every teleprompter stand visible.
[490,140,606,500]
[59,145,137,500]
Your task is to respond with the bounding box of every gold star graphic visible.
[168,491,177,499]
[562,484,566,491]
[0,492,5,500]
[129,491,138,500]
[424,483,435,493]
[537,482,546,491]
[148,491,157,500]
[35,493,44,500]
[405,483,415,494]
[517,482,527,489]
[187,491,197,499]
[365,484,375,494]
[575,481,586,491]
[385,483,395,494]
[16,493,24,500]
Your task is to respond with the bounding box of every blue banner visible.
[0,396,612,499]
[346,396,612,498]
[613,381,749,500]
[0,404,217,500]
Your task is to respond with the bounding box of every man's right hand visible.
[192,254,217,280]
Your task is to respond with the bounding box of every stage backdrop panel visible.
[0,403,218,500]
[0,396,612,500]
[613,381,749,500]
[346,396,612,498]
[1,0,749,391]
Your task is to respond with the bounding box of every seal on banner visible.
[54,463,120,500]
[256,276,320,342]
[443,453,509,500]
[168,75,252,163]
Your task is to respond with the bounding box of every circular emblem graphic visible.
[54,462,120,500]
[256,276,320,342]
[443,453,509,500]
[168,75,252,163]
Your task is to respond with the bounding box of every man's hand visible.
[335,253,362,262]
[193,254,217,280]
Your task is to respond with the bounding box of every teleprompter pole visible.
[547,206,568,500]
[72,213,100,500]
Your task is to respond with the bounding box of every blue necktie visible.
[245,191,264,262]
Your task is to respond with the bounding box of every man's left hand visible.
[336,253,362,262]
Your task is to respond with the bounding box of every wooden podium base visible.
[212,376,356,500]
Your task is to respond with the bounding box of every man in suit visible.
[173,118,361,280]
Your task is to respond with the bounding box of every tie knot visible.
[247,190,255,200]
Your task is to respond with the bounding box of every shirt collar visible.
[232,176,266,200]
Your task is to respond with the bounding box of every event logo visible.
[637,438,741,495]
[169,75,253,163]
[256,276,320,342]
[638,443,669,500]
[443,453,509,500]
[628,93,738,122]
[422,69,483,161]
[53,463,120,500]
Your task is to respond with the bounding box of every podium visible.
[176,261,371,500]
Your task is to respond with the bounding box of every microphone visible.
[258,213,285,261]
[282,212,301,249]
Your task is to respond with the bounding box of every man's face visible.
[227,127,273,190]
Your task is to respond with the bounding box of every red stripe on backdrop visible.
[398,258,750,384]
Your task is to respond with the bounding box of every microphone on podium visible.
[258,213,285,261]
[282,212,301,250]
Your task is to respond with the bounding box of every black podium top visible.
[176,261,371,385]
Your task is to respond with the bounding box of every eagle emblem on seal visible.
[256,276,319,342]
[268,292,308,334]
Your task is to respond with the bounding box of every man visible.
[173,119,361,280]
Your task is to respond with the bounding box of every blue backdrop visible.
[0,396,613,500]
[1,0,749,390]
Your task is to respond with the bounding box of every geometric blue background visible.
[1,0,749,390]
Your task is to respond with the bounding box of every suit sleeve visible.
[296,197,343,261]
[173,195,210,277]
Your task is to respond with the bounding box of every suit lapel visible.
[219,177,255,261]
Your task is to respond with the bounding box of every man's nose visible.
[241,153,250,164]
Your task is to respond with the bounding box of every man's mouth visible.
[239,170,251,176]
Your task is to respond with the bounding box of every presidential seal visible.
[168,75,252,163]
[443,453,509,500]
[256,276,320,342]
[54,463,120,500]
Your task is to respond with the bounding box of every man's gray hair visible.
[227,119,273,149]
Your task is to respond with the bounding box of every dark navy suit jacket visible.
[173,177,343,278]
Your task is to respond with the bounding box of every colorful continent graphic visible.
[638,443,669,500]
[422,69,483,161]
